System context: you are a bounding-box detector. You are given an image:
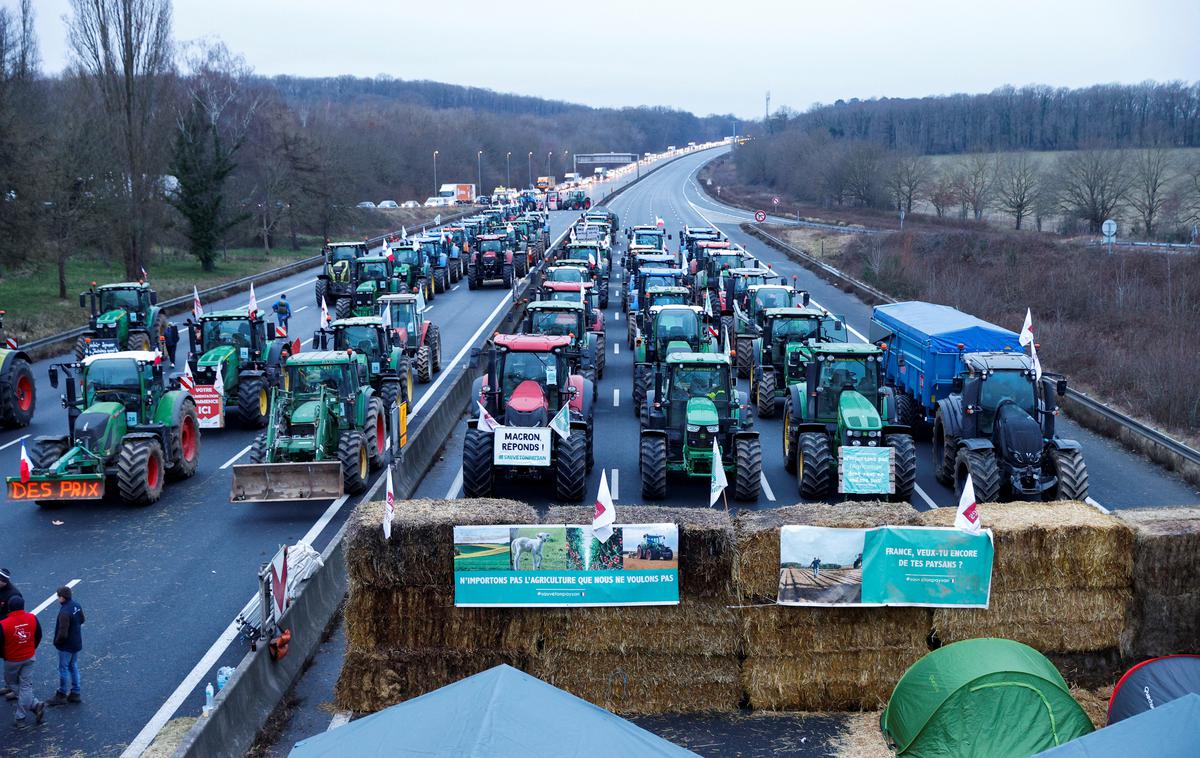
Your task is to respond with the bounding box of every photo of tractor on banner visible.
[314,495,1200,757]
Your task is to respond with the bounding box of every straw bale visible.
[1118,507,1200,657]
[743,647,925,711]
[1070,685,1114,729]
[538,600,741,657]
[734,503,922,601]
[831,711,892,758]
[334,648,531,713]
[931,588,1128,652]
[536,651,741,714]
[742,605,931,656]
[1122,590,1200,658]
[344,586,541,655]
[919,501,1133,592]
[545,505,735,599]
[1047,649,1125,690]
[346,498,537,587]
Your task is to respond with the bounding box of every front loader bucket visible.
[230,462,344,502]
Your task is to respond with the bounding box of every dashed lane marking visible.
[33,579,80,615]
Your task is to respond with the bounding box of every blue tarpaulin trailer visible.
[869,302,1023,422]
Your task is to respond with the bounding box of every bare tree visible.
[927,171,957,218]
[1183,158,1200,230]
[67,0,174,279]
[887,153,931,214]
[953,153,997,220]
[843,142,886,207]
[1128,148,1175,238]
[994,153,1041,230]
[1054,148,1132,233]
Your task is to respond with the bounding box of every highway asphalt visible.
[415,148,1199,513]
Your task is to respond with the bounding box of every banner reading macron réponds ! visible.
[778,525,993,608]
[453,523,680,607]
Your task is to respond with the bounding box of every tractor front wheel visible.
[633,364,652,417]
[639,436,667,500]
[365,397,387,471]
[956,448,1000,503]
[0,355,35,428]
[1048,448,1090,501]
[428,324,443,373]
[756,369,776,418]
[467,267,479,290]
[555,431,587,502]
[238,376,270,428]
[249,432,267,463]
[887,433,917,502]
[117,438,166,506]
[335,298,351,319]
[462,427,494,497]
[338,431,369,494]
[168,399,200,480]
[502,264,514,288]
[734,437,762,501]
[894,392,922,435]
[933,419,958,486]
[415,345,433,383]
[315,279,327,308]
[735,337,753,378]
[797,432,833,500]
[380,379,400,413]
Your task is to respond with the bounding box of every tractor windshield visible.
[734,275,767,295]
[547,291,581,303]
[547,268,584,283]
[634,232,663,247]
[85,358,142,402]
[712,254,742,271]
[99,288,144,313]
[289,364,352,396]
[654,311,699,348]
[754,289,792,310]
[531,311,580,337]
[643,274,677,291]
[979,369,1036,433]
[564,246,597,262]
[387,303,418,334]
[419,241,441,258]
[771,317,820,344]
[500,351,555,399]
[479,239,504,254]
[334,325,381,358]
[392,247,421,266]
[358,261,389,281]
[669,363,731,416]
[650,293,687,307]
[820,316,849,342]
[816,356,880,418]
[202,319,252,351]
[328,246,358,262]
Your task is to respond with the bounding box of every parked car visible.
[378,200,399,208]
[401,200,421,208]
[356,201,376,209]
[475,196,491,206]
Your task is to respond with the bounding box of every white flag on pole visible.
[955,473,982,534]
[593,469,616,543]
[1029,341,1043,382]
[383,467,395,540]
[213,365,225,397]
[477,402,500,432]
[401,225,408,240]
[710,438,727,507]
[248,283,258,319]
[549,404,571,440]
[192,286,203,320]
[1019,308,1035,347]
[320,297,330,325]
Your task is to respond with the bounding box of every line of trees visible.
[0,0,733,284]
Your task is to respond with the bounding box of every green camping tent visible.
[880,638,1094,758]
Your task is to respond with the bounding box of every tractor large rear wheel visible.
[1048,448,1090,501]
[734,437,763,501]
[0,355,35,428]
[797,432,833,500]
[894,392,922,434]
[633,364,652,417]
[755,369,776,418]
[237,375,269,428]
[639,436,667,500]
[956,448,1000,503]
[365,397,387,471]
[735,337,753,379]
[467,267,479,290]
[555,431,587,502]
[462,428,494,497]
[117,438,166,506]
[32,437,69,469]
[887,433,917,502]
[73,336,88,360]
[315,279,327,308]
[335,298,351,319]
[168,399,200,480]
[593,332,606,378]
[380,379,400,412]
[338,431,369,494]
[933,419,958,486]
[127,332,151,352]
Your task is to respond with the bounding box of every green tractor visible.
[638,352,761,501]
[731,283,810,378]
[632,305,719,413]
[0,310,36,427]
[782,343,916,502]
[348,254,405,318]
[626,284,692,351]
[232,351,390,501]
[314,312,418,409]
[522,300,603,385]
[75,281,165,359]
[316,241,368,315]
[694,247,753,298]
[636,534,674,560]
[380,293,441,385]
[186,309,297,428]
[7,351,199,506]
[749,307,847,418]
[390,242,436,302]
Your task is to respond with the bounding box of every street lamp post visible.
[546,152,553,184]
[506,152,511,188]
[433,150,439,196]
[477,150,483,197]
[527,152,533,188]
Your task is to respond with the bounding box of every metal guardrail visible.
[748,225,1200,470]
[1086,239,1199,251]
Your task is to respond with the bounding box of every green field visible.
[454,543,513,572]
[513,527,568,571]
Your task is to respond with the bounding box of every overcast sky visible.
[17,0,1200,119]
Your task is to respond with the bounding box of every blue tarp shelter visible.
[288,664,698,757]
[1034,693,1200,757]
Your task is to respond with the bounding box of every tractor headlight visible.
[851,439,862,446]
[846,430,860,437]
[686,424,700,433]
[867,440,878,447]
[868,430,880,438]
[706,425,719,433]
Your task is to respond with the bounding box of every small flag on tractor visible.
[1019,308,1035,347]
[655,216,665,228]
[248,283,258,319]
[383,466,395,540]
[18,443,32,484]
[382,238,391,261]
[192,286,203,320]
[434,213,442,225]
[320,297,330,325]
[140,266,149,281]
[291,338,301,356]
[549,404,571,440]
[381,302,392,329]
[593,469,615,543]
[180,362,195,392]
[214,364,225,397]
[710,438,727,508]
[955,472,982,534]
[401,225,407,240]
[477,402,500,432]
[270,546,289,621]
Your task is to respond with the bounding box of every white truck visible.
[424,183,477,207]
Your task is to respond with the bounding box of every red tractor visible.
[467,233,517,290]
[462,334,594,501]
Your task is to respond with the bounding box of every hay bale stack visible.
[537,600,740,657]
[920,501,1133,653]
[346,498,537,588]
[734,503,922,601]
[535,651,741,714]
[1117,507,1200,657]
[544,505,734,599]
[335,648,532,713]
[741,606,930,711]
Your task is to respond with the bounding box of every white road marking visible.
[611,468,619,500]
[33,579,80,615]
[422,306,433,313]
[292,305,309,314]
[327,712,352,731]
[612,388,620,407]
[220,444,254,470]
[302,495,350,546]
[446,468,464,499]
[914,484,938,509]
[613,343,619,355]
[760,473,776,502]
[451,285,459,291]
[269,277,317,300]
[614,311,620,321]
[0,433,30,451]
[1085,496,1111,514]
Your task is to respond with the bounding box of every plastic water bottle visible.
[204,682,214,714]
[217,667,234,691]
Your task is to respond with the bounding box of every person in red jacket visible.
[1,594,45,728]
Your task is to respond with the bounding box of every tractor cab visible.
[524,301,601,386]
[539,282,604,334]
[545,265,587,284]
[480,335,581,426]
[643,353,749,468]
[76,351,166,418]
[324,317,393,368]
[630,267,687,313]
[718,267,774,314]
[645,286,691,309]
[322,242,367,282]
[804,344,887,433]
[284,352,363,411]
[351,255,400,316]
[379,293,426,347]
[745,285,808,323]
[78,282,161,356]
[701,248,752,288]
[764,308,846,381]
[637,305,714,364]
[190,310,266,378]
[682,227,722,256]
[629,226,667,250]
[561,242,607,275]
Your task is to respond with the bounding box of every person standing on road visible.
[165,322,180,366]
[0,568,21,701]
[1,595,45,728]
[810,557,822,580]
[48,587,84,706]
[272,294,293,334]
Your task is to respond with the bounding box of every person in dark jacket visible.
[1,595,45,727]
[47,587,84,706]
[165,322,180,366]
[0,568,20,701]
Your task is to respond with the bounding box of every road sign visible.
[754,210,766,223]
[1102,219,1117,239]
[772,196,780,206]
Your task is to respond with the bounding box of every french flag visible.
[19,442,32,483]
